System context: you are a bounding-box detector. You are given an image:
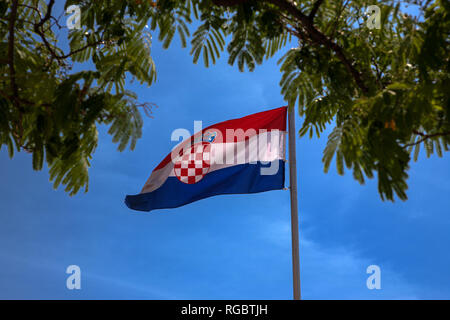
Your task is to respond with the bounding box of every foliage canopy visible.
[1,0,449,200]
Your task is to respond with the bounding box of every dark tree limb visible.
[267,0,368,93]
[309,0,324,20]
[404,130,450,148]
[328,0,349,39]
[35,0,55,29]
[8,0,19,106]
[31,0,102,64]
[18,3,64,31]
[7,0,26,145]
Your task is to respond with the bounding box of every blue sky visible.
[1,4,450,300]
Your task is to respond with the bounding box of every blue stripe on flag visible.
[125,160,285,212]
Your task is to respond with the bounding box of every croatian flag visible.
[125,106,287,212]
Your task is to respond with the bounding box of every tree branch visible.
[31,1,102,64]
[329,0,349,39]
[308,0,324,20]
[8,0,19,106]
[18,3,63,30]
[404,130,450,148]
[278,14,308,42]
[35,0,55,30]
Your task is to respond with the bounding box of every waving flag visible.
[125,106,287,212]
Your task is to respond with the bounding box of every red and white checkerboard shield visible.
[174,142,212,184]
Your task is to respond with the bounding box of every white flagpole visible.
[288,105,301,300]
